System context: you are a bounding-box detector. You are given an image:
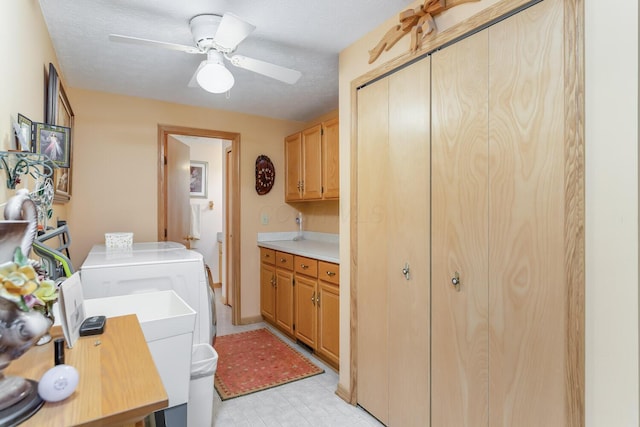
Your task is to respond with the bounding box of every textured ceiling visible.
[38,0,414,122]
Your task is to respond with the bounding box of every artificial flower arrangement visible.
[0,247,58,314]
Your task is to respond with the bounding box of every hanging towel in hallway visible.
[190,203,201,239]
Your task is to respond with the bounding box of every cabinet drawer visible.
[295,256,318,277]
[260,248,275,265]
[318,261,339,285]
[275,251,294,270]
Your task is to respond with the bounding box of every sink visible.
[83,290,196,407]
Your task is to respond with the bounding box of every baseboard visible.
[335,384,352,404]
[240,315,264,325]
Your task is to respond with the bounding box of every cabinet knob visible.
[280,258,287,263]
[301,263,309,269]
[326,271,336,277]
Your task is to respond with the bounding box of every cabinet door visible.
[285,133,302,201]
[275,268,294,336]
[301,124,323,200]
[317,280,339,368]
[260,262,276,323]
[294,274,317,348]
[431,29,490,427]
[322,118,339,199]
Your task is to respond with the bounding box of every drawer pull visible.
[300,263,309,269]
[311,291,316,306]
[265,253,271,258]
[326,271,336,277]
[280,258,287,263]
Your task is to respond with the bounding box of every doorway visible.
[157,125,241,325]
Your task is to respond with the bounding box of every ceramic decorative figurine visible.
[3,189,38,258]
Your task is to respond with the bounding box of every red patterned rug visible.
[214,328,324,400]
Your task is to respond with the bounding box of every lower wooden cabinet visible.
[259,247,339,369]
[260,248,295,337]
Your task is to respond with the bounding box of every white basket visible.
[105,232,133,249]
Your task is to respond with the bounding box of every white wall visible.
[183,137,224,283]
[585,1,639,425]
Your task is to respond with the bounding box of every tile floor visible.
[212,297,384,427]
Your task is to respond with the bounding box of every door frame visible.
[158,124,242,326]
[349,0,584,424]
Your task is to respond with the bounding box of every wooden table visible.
[5,315,168,426]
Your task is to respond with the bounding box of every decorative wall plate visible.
[255,155,275,195]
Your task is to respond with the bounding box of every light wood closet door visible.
[357,58,431,426]
[387,59,431,427]
[356,77,390,425]
[488,1,566,424]
[431,30,489,427]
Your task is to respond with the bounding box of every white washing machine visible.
[80,242,215,347]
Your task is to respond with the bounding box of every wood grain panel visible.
[318,281,340,369]
[386,58,431,427]
[356,77,390,425]
[295,274,318,348]
[260,262,276,323]
[488,1,566,424]
[322,117,340,199]
[275,268,295,336]
[285,133,302,201]
[431,30,490,427]
[302,124,323,200]
[295,255,319,277]
[9,316,167,426]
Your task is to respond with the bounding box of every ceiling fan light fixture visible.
[196,51,234,94]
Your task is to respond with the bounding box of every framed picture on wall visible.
[190,161,208,198]
[46,62,75,203]
[34,122,71,168]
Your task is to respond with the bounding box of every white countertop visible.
[257,232,339,264]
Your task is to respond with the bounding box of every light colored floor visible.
[212,297,384,427]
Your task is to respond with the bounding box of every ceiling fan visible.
[109,13,302,94]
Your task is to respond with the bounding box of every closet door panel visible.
[431,30,489,426]
[356,78,390,425]
[387,58,431,427]
[488,0,565,424]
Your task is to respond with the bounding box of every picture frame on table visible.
[34,122,71,168]
[190,161,208,198]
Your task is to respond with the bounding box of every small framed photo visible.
[16,114,33,151]
[190,161,208,198]
[34,122,71,168]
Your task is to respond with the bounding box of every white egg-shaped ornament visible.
[38,365,79,402]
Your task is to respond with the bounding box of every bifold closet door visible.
[387,59,431,427]
[356,76,390,425]
[488,0,566,424]
[357,58,431,426]
[431,30,489,426]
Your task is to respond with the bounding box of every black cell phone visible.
[79,315,106,336]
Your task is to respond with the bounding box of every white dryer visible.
[80,242,215,346]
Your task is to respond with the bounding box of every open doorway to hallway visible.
[157,125,241,325]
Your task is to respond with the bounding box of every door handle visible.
[311,291,316,306]
[401,262,410,280]
[451,272,461,291]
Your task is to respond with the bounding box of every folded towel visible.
[190,204,201,239]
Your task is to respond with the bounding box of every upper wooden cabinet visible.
[285,119,339,202]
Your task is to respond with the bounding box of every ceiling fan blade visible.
[108,34,203,54]
[214,13,256,51]
[228,55,301,84]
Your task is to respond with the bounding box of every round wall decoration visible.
[255,155,275,195]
